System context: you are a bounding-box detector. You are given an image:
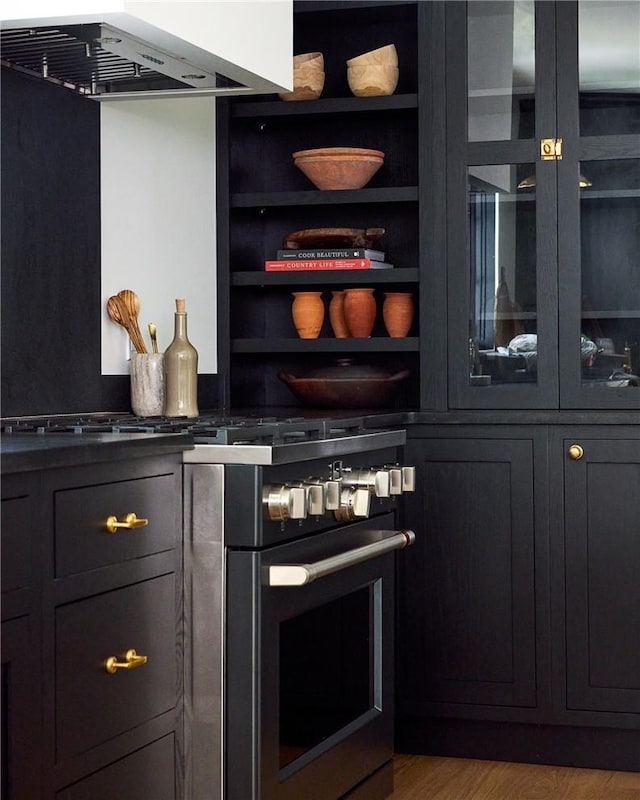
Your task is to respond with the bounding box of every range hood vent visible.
[0,3,292,101]
[1,23,245,98]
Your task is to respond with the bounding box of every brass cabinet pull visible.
[105,648,148,674]
[568,444,584,461]
[105,512,149,533]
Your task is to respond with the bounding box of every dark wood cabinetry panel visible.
[398,429,543,717]
[1,616,42,799]
[56,734,175,800]
[552,430,640,724]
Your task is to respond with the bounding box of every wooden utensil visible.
[106,294,147,353]
[117,289,147,354]
[148,323,159,354]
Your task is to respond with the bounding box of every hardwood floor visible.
[389,754,640,800]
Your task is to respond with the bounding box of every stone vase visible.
[130,353,165,417]
[329,290,350,338]
[382,292,414,337]
[343,287,376,338]
[291,291,324,339]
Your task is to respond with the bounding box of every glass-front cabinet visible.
[447,0,640,410]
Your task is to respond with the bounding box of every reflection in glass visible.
[579,1,640,136]
[467,0,535,142]
[580,159,640,388]
[468,164,537,386]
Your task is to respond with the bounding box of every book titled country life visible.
[265,258,393,271]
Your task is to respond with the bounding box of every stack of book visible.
[265,247,393,271]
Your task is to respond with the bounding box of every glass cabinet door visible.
[449,0,639,410]
[557,1,640,409]
[448,0,559,409]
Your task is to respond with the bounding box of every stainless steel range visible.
[1,411,415,800]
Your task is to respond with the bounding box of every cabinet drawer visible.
[55,574,176,762]
[54,472,179,577]
[56,734,175,800]
[1,494,32,594]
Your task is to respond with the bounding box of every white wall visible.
[101,96,217,374]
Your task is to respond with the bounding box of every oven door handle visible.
[267,529,415,587]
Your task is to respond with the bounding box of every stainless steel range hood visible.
[0,1,293,101]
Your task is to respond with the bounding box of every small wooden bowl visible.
[293,147,384,190]
[279,52,325,101]
[293,52,324,70]
[279,69,325,101]
[346,44,398,67]
[347,64,399,97]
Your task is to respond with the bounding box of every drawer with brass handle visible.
[54,472,180,577]
[55,573,176,762]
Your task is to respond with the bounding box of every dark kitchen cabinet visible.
[550,428,640,724]
[1,473,42,800]
[397,424,640,770]
[1,444,186,799]
[447,0,640,411]
[397,428,545,719]
[216,0,447,410]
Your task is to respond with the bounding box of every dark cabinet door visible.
[1,616,42,800]
[398,431,542,717]
[560,432,640,722]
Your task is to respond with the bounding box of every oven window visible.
[279,586,373,768]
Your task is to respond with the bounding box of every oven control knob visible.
[304,483,326,516]
[262,484,307,522]
[288,486,308,520]
[387,467,403,495]
[324,480,342,511]
[334,486,371,521]
[401,466,416,492]
[341,468,391,498]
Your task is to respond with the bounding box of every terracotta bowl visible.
[346,44,398,67]
[347,64,399,97]
[293,147,385,190]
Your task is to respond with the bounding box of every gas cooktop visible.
[0,410,405,448]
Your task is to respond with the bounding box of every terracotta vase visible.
[382,292,414,337]
[329,290,350,338]
[291,291,324,339]
[343,287,376,338]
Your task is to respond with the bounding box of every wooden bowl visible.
[279,53,324,100]
[279,53,325,101]
[348,64,399,97]
[346,44,398,67]
[293,147,384,190]
[279,69,325,101]
[293,52,324,70]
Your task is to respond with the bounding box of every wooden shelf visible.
[231,186,418,208]
[231,337,420,353]
[231,268,419,286]
[231,94,419,119]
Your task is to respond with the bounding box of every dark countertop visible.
[1,432,194,474]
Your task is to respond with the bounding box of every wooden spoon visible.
[106,294,147,353]
[117,289,147,354]
[148,323,159,354]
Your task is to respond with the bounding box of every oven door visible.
[225,513,411,800]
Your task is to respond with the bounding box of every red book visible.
[264,258,392,271]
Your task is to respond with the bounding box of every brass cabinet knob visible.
[567,444,584,461]
[105,648,148,674]
[105,512,149,533]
